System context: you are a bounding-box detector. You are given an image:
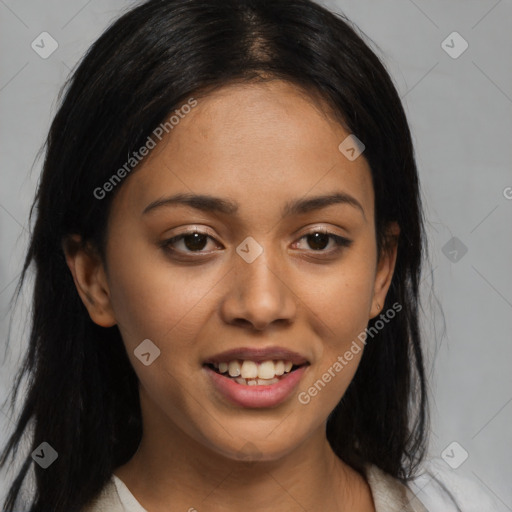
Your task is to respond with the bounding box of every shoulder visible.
[406,458,501,512]
[365,464,428,512]
[81,474,148,512]
[365,458,501,512]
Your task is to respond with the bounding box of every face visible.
[65,80,399,463]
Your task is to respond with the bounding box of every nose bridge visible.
[221,236,296,330]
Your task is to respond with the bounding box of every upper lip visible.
[203,346,309,365]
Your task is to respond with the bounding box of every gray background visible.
[1,0,511,509]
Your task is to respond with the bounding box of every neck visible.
[114,397,374,511]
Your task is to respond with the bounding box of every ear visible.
[61,234,117,327]
[369,222,400,319]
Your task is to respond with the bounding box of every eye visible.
[160,228,352,258]
[293,229,352,253]
[160,230,220,255]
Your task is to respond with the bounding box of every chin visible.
[194,417,309,464]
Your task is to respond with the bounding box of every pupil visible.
[308,232,329,250]
[184,233,207,251]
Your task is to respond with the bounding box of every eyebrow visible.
[142,191,366,221]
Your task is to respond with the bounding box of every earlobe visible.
[369,222,400,319]
[61,235,117,328]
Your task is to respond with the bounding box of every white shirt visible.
[81,459,499,511]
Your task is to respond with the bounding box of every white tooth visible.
[213,362,219,369]
[228,360,241,377]
[235,377,247,385]
[284,361,293,372]
[240,360,258,379]
[257,377,279,386]
[274,360,285,376]
[219,362,228,373]
[247,379,258,386]
[258,360,276,379]
[257,378,275,385]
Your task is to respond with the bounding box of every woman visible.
[0,1,495,511]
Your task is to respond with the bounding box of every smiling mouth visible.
[205,360,306,386]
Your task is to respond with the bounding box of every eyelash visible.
[160,229,352,258]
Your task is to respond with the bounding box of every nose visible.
[220,249,297,331]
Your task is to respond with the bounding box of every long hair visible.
[0,1,429,510]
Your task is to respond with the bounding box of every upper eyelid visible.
[167,226,347,240]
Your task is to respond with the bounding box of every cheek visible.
[106,245,219,353]
[294,245,375,408]
[302,251,376,348]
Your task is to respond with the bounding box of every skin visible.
[64,80,399,512]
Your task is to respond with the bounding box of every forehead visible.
[111,80,374,225]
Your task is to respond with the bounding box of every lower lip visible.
[204,365,308,408]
